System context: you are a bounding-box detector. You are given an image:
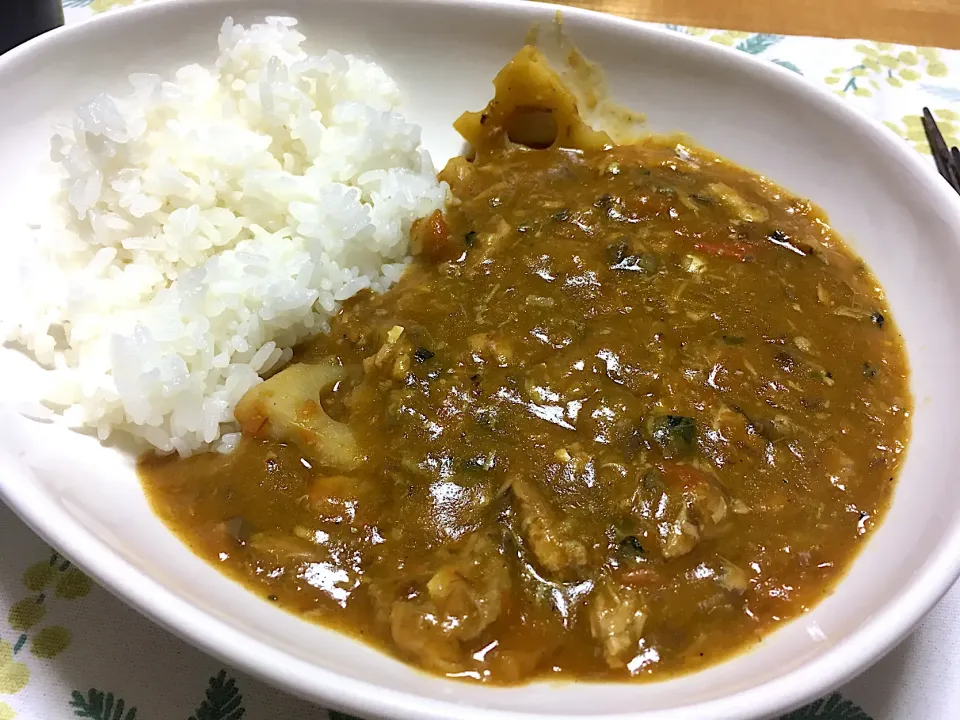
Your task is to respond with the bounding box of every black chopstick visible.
[922,107,960,195]
[951,146,960,191]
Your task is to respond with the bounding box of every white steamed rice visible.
[1,16,448,455]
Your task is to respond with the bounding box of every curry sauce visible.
[140,47,910,684]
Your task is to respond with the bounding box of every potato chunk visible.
[234,360,361,470]
[454,46,611,157]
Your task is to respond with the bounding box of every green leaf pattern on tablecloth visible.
[188,671,245,720]
[824,44,947,97]
[780,692,872,719]
[663,26,960,165]
[736,33,784,55]
[6,553,86,665]
[772,59,804,74]
[69,689,137,720]
[1,5,958,719]
[62,671,250,720]
[1,550,93,718]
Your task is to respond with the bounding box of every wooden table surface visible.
[547,0,960,50]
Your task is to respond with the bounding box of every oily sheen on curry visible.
[140,46,910,684]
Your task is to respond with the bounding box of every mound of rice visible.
[1,16,447,455]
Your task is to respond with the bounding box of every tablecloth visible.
[2,2,960,718]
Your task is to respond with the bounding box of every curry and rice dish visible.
[140,47,910,683]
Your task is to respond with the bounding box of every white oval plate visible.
[3,1,960,719]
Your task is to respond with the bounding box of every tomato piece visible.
[660,462,711,490]
[693,241,752,261]
[410,209,452,260]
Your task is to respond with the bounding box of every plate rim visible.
[3,0,960,718]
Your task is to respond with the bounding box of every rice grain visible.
[1,16,447,455]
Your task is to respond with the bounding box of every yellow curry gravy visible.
[140,47,911,684]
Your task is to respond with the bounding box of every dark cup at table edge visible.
[2,0,66,56]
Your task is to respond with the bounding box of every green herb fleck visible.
[414,347,435,363]
[651,415,698,457]
[618,535,645,558]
